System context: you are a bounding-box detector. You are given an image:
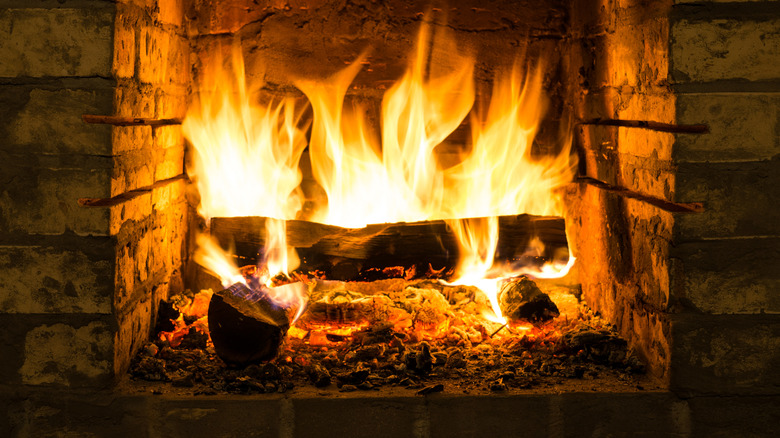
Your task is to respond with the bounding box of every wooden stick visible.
[78,174,188,207]
[577,177,705,213]
[82,114,183,127]
[579,118,709,134]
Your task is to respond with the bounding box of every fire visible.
[183,42,308,221]
[183,20,575,325]
[193,233,306,320]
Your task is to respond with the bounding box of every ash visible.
[129,278,647,395]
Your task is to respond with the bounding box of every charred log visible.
[498,277,560,323]
[208,283,297,367]
[210,214,567,280]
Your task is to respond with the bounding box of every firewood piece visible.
[498,277,559,323]
[208,282,299,367]
[210,215,567,280]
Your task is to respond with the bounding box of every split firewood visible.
[210,214,567,281]
[498,276,559,323]
[208,282,306,367]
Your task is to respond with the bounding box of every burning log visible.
[208,282,305,367]
[210,214,568,280]
[498,277,559,323]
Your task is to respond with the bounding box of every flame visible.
[193,233,307,322]
[182,42,308,220]
[183,21,576,326]
[261,218,299,285]
[193,234,245,288]
[296,22,476,226]
[184,41,305,307]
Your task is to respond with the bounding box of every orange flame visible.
[183,42,308,221]
[183,21,575,325]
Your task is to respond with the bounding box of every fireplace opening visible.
[124,1,662,396]
[3,0,779,434]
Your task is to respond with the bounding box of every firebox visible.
[0,0,778,436]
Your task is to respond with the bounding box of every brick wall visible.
[0,0,188,388]
[567,0,780,395]
[566,0,677,382]
[668,0,780,396]
[111,0,189,383]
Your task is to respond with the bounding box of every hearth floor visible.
[13,380,679,438]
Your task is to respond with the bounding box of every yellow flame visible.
[183,22,575,324]
[261,217,299,285]
[185,42,306,308]
[183,42,308,220]
[193,234,245,289]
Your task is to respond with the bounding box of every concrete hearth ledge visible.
[5,382,778,437]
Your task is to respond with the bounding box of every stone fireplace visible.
[0,0,778,436]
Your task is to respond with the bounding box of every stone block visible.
[153,145,185,182]
[0,393,23,438]
[618,154,675,200]
[671,314,780,395]
[151,178,186,214]
[115,81,157,119]
[152,89,188,120]
[112,149,155,195]
[671,237,780,314]
[0,161,111,236]
[688,396,780,438]
[187,0,274,35]
[152,125,185,152]
[151,198,187,273]
[616,93,676,160]
[674,93,780,163]
[0,8,113,78]
[20,319,114,387]
[294,396,425,438]
[0,243,114,314]
[576,9,670,92]
[157,0,185,27]
[2,86,113,155]
[0,315,30,386]
[138,26,171,85]
[558,393,687,437]
[671,18,780,83]
[674,160,780,240]
[428,395,549,437]
[151,398,282,438]
[114,291,153,379]
[110,192,153,236]
[19,394,149,438]
[114,218,154,310]
[113,7,136,80]
[165,34,190,87]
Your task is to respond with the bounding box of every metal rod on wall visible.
[578,118,709,134]
[78,174,188,207]
[576,177,705,213]
[82,114,184,127]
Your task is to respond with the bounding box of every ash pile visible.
[129,274,646,395]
